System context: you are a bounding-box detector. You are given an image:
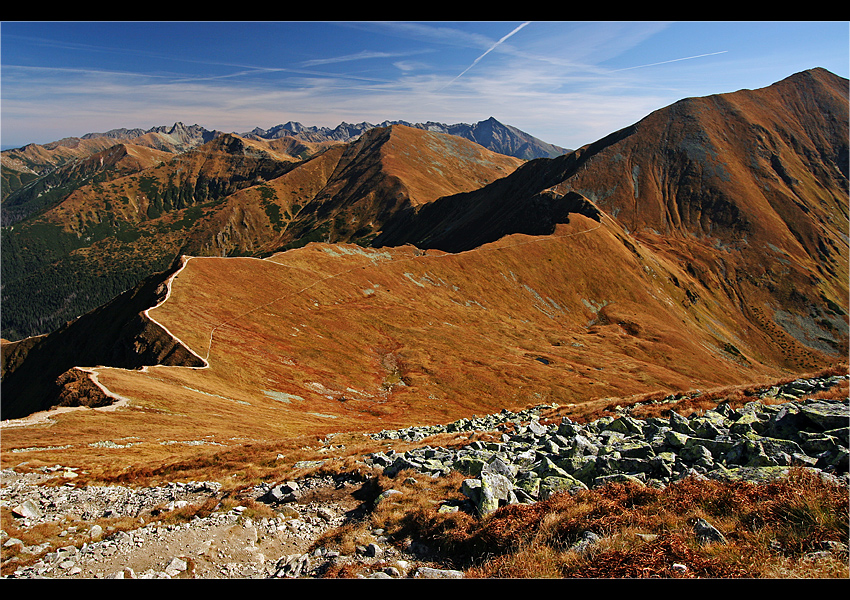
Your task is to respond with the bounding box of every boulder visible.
[12,500,40,519]
[539,474,588,499]
[799,401,850,431]
[693,518,727,545]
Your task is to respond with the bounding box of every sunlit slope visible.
[375,69,850,370]
[90,215,791,440]
[1,126,523,341]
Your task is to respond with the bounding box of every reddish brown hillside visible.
[0,216,809,464]
[0,261,205,420]
[376,68,849,372]
[1,69,846,473]
[271,125,525,249]
[41,133,299,233]
[554,68,849,370]
[1,137,124,175]
[377,124,524,207]
[175,125,525,257]
[82,143,174,173]
[1,126,524,342]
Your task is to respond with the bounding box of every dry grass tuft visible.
[337,467,848,578]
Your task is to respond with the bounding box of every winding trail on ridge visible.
[71,215,610,418]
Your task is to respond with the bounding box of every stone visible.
[527,419,547,436]
[606,415,644,436]
[680,442,714,466]
[669,411,697,436]
[570,530,601,553]
[478,472,514,515]
[593,473,645,487]
[664,430,690,449]
[373,489,402,507]
[12,500,40,519]
[274,554,310,578]
[279,505,300,519]
[729,411,765,435]
[693,518,727,545]
[764,406,808,440]
[483,456,517,480]
[363,571,393,579]
[726,439,767,466]
[413,566,465,579]
[615,441,655,460]
[539,474,588,499]
[799,401,850,431]
[316,507,335,522]
[797,432,840,455]
[266,481,300,503]
[164,557,188,577]
[461,478,482,504]
[569,434,598,457]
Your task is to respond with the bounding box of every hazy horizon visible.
[2,21,848,151]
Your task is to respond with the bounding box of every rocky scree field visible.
[1,367,848,579]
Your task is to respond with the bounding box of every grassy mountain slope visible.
[1,127,523,341]
[0,69,846,475]
[0,216,793,454]
[375,68,849,372]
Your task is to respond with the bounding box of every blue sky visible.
[1,21,848,151]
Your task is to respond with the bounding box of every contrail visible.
[437,21,531,91]
[609,50,728,72]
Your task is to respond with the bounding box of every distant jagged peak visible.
[79,122,223,147]
[242,117,568,160]
[80,127,148,141]
[10,117,565,162]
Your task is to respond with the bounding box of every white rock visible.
[164,557,188,576]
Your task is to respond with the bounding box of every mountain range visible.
[241,117,569,160]
[1,117,565,214]
[0,68,847,436]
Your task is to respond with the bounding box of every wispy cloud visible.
[3,22,845,151]
[298,49,426,68]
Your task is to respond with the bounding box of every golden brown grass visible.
[545,363,848,424]
[4,365,846,578]
[318,466,848,579]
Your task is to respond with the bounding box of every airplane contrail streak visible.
[610,50,728,72]
[437,22,531,92]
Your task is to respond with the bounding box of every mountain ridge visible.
[242,116,569,160]
[1,67,847,429]
[375,67,849,370]
[0,117,559,213]
[0,124,525,341]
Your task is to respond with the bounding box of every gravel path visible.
[1,468,436,579]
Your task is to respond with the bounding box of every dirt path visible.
[1,468,433,579]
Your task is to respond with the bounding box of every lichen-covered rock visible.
[799,401,850,431]
[364,375,848,519]
[478,472,514,515]
[593,473,645,487]
[453,456,487,477]
[539,474,588,499]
